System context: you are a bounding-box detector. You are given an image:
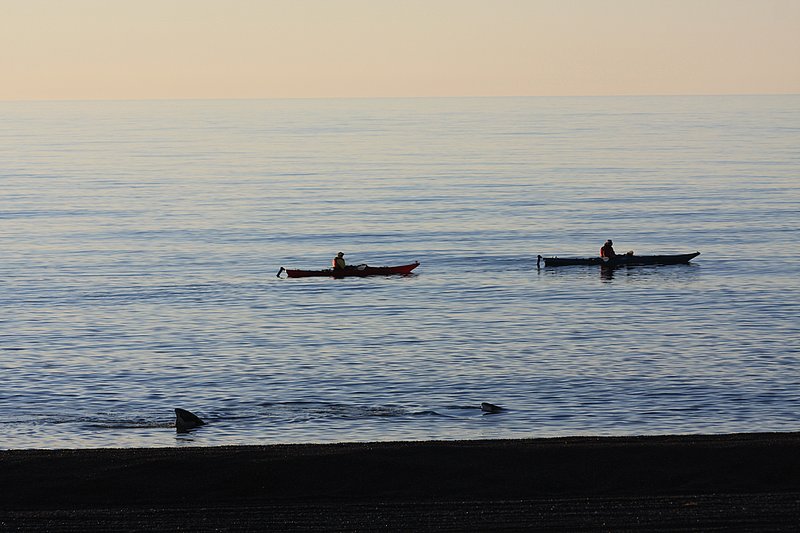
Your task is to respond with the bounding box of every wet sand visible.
[2,432,800,531]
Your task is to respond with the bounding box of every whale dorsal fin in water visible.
[175,408,205,433]
[480,402,503,413]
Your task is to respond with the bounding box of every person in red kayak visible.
[332,251,346,271]
[600,240,617,258]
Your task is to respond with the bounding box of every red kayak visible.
[278,262,420,278]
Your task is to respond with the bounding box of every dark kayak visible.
[278,262,420,278]
[538,252,700,268]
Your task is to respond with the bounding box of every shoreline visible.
[3,431,800,530]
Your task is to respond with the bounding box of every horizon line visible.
[2,92,799,104]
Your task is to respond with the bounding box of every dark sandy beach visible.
[2,432,800,531]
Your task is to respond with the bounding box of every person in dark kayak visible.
[600,240,617,258]
[600,240,634,259]
[332,251,346,271]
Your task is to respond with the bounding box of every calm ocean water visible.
[1,96,799,449]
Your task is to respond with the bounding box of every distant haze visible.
[2,0,799,100]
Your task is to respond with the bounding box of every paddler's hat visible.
[605,240,613,244]
[337,252,344,256]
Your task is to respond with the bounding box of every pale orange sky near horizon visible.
[2,0,799,101]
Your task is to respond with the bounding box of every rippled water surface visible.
[1,96,799,448]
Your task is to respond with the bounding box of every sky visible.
[2,0,799,100]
